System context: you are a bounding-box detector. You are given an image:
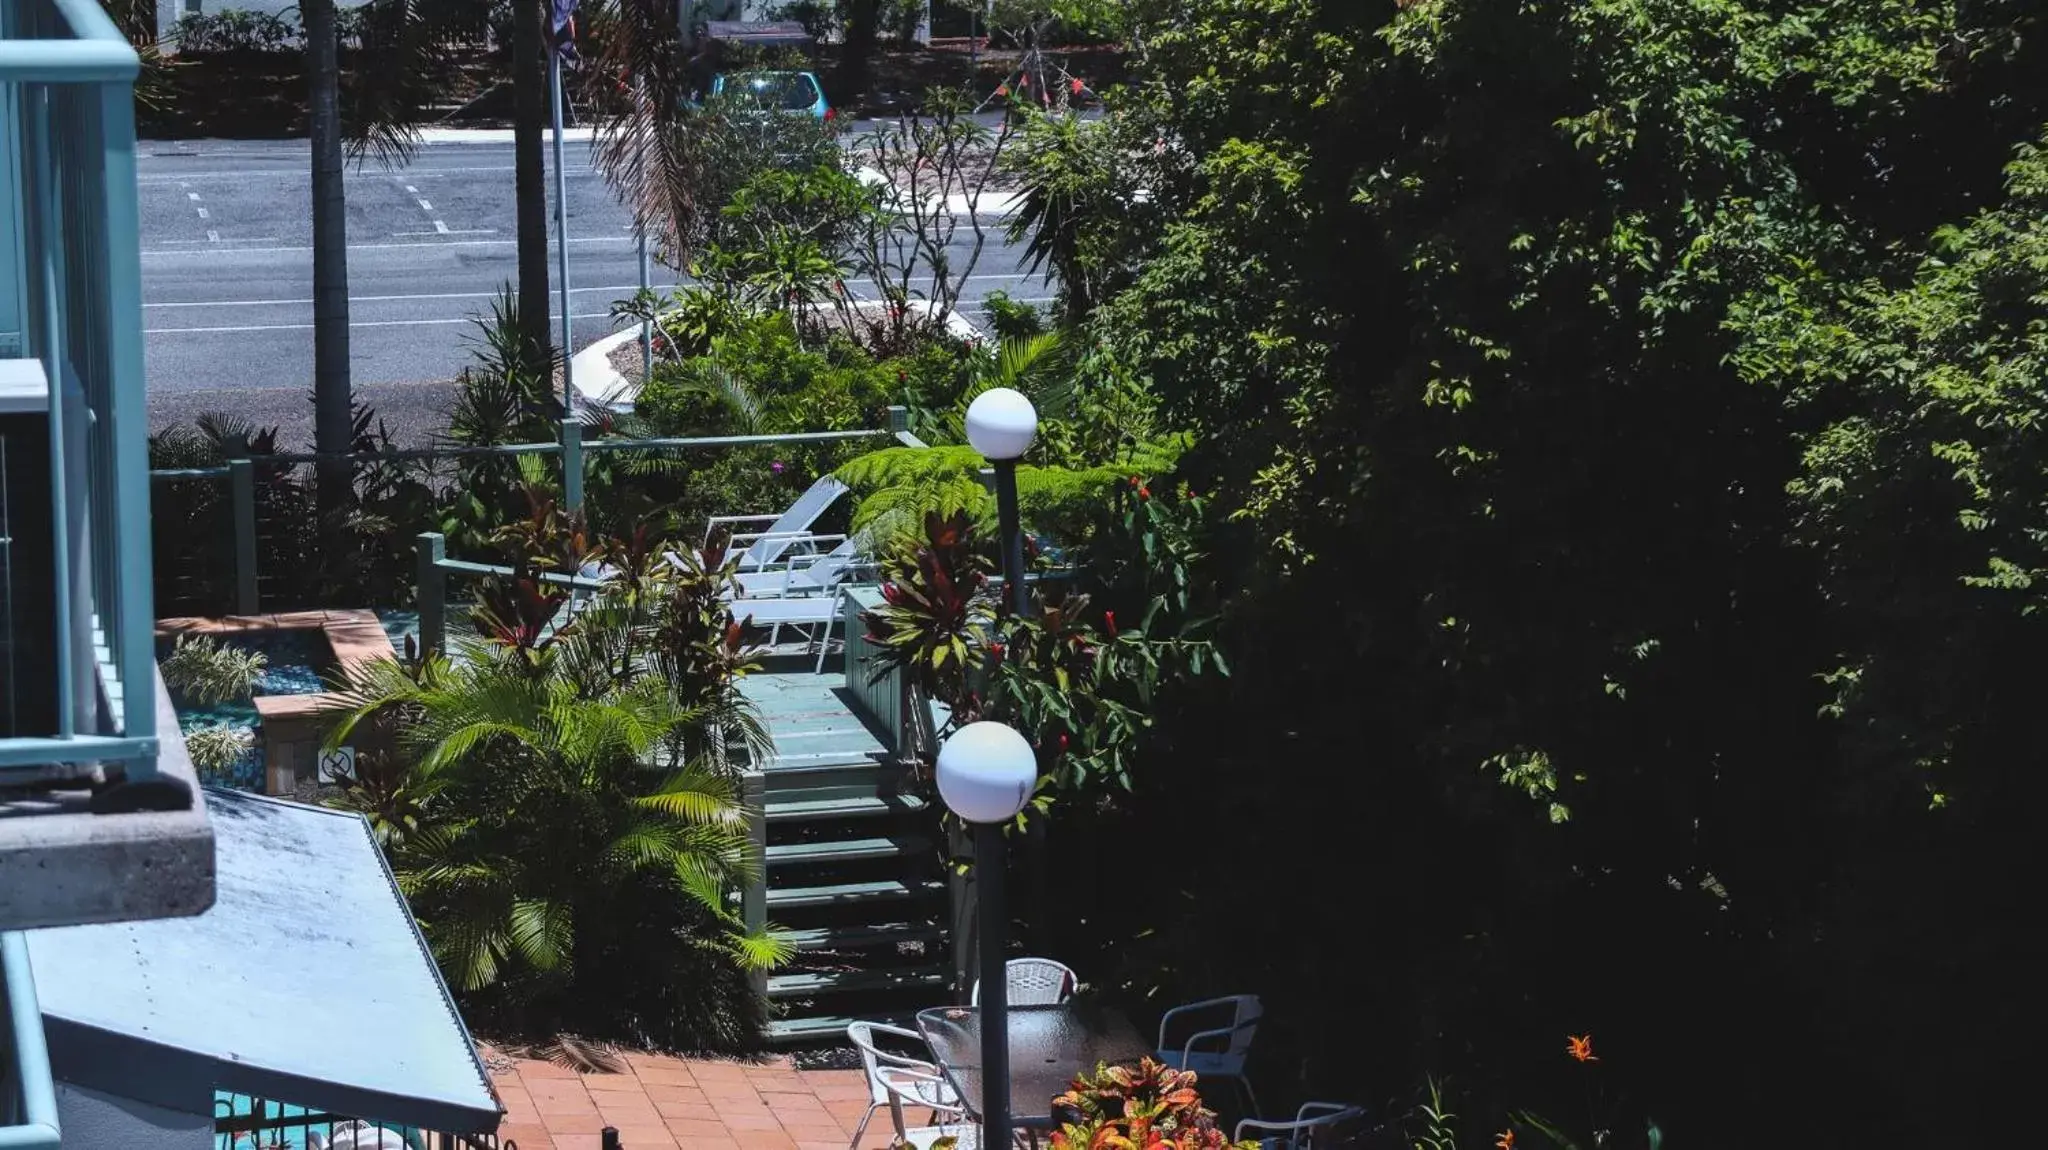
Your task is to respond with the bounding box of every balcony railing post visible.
[229,459,258,614]
[94,73,159,771]
[417,532,447,659]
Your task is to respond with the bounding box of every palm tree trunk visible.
[306,0,353,522]
[841,0,882,104]
[513,0,552,365]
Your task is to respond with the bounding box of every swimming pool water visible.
[159,629,336,793]
[162,614,472,793]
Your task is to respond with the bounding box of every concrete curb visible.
[569,325,644,411]
[415,126,598,144]
[853,167,1025,220]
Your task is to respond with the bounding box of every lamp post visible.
[965,388,1038,617]
[936,721,1038,1150]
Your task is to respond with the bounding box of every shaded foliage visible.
[1011,0,2048,1143]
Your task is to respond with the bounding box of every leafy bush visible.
[172,8,298,53]
[1050,1057,1255,1150]
[326,516,784,1049]
[161,634,267,705]
[979,290,1049,341]
[183,725,255,778]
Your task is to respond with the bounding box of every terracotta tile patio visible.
[484,1045,897,1150]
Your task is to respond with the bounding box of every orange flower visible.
[1567,1034,1598,1063]
[1495,1132,1515,1150]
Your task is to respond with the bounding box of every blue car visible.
[710,70,834,122]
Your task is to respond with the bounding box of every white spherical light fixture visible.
[964,388,1039,461]
[935,721,1038,824]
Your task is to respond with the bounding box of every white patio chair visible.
[731,585,851,673]
[847,1021,967,1150]
[706,474,851,572]
[970,957,1078,1006]
[1234,1103,1368,1150]
[1154,994,1263,1116]
[732,537,863,600]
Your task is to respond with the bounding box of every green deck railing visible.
[148,413,911,617]
[0,0,161,790]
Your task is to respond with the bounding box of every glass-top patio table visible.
[917,1003,1152,1130]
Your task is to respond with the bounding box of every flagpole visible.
[550,21,583,513]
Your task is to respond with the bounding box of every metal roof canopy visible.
[23,789,500,1135]
[703,20,814,48]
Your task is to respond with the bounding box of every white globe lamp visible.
[935,721,1037,824]
[964,388,1039,462]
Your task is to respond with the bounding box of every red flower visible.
[989,641,1007,660]
[1103,611,1118,637]
[1137,485,1151,501]
[1057,733,1069,751]
[1566,1034,1598,1063]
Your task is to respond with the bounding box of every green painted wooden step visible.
[767,878,945,909]
[766,835,929,867]
[766,1012,924,1045]
[771,921,945,951]
[766,964,952,999]
[765,793,929,823]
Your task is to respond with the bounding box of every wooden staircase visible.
[740,669,956,1044]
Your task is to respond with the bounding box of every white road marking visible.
[434,220,450,234]
[195,207,210,219]
[142,236,637,256]
[142,277,1032,310]
[207,229,220,243]
[153,237,281,246]
[416,198,435,211]
[404,185,418,193]
[137,165,597,182]
[187,192,201,201]
[145,294,1048,334]
[147,284,695,308]
[393,226,498,237]
[147,310,621,334]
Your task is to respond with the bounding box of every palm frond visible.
[634,766,748,828]
[532,1035,627,1075]
[508,897,574,972]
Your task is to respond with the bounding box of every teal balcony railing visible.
[0,932,60,1149]
[0,0,166,796]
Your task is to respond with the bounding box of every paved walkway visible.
[486,1045,893,1150]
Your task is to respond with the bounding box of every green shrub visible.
[161,634,267,705]
[184,725,254,778]
[173,8,298,52]
[980,290,1050,341]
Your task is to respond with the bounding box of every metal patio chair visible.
[971,957,1079,1007]
[1154,994,1264,1115]
[847,1021,967,1150]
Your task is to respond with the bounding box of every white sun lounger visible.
[705,474,851,573]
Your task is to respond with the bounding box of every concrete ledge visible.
[0,674,215,933]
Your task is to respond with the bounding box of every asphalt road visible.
[137,136,1043,418]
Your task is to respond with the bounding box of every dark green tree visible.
[1035,0,2048,1141]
